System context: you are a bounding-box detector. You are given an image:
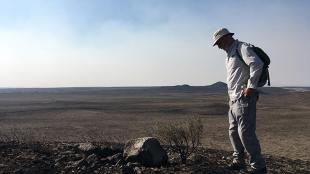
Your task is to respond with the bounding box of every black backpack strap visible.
[267,68,271,86]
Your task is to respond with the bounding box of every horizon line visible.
[1,84,310,89]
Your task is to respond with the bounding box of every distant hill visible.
[207,81,227,90]
[158,82,227,93]
[172,84,192,89]
[205,82,295,95]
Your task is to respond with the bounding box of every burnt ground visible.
[0,86,309,173]
[0,142,309,174]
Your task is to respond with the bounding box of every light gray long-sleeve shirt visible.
[225,40,264,101]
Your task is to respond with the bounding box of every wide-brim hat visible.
[212,28,234,46]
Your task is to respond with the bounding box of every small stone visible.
[74,154,83,159]
[86,154,98,164]
[115,159,123,166]
[78,143,96,153]
[90,162,96,168]
[122,166,134,174]
[0,164,8,168]
[72,159,85,168]
[13,168,23,174]
[99,146,115,157]
[107,153,122,164]
[174,167,181,172]
[81,165,86,171]
[55,156,66,163]
[61,150,74,155]
[126,162,132,167]
[54,162,60,167]
[134,166,142,174]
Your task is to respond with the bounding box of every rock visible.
[0,164,8,168]
[78,143,97,154]
[134,166,142,174]
[55,156,66,163]
[98,146,115,157]
[13,168,23,174]
[100,157,110,164]
[115,159,123,167]
[122,165,135,174]
[23,167,39,174]
[123,137,168,167]
[90,162,96,168]
[54,162,61,168]
[107,153,123,164]
[64,158,86,170]
[126,162,140,168]
[72,158,85,168]
[80,165,86,171]
[86,154,98,164]
[60,150,74,155]
[190,154,205,164]
[174,167,181,172]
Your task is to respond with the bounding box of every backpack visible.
[236,43,271,87]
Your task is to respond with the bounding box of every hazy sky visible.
[1,0,309,87]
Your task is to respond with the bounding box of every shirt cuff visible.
[247,80,257,89]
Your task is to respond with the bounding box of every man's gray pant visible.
[228,93,266,169]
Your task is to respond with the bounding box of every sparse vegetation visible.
[155,116,203,164]
[0,86,310,166]
[0,117,309,173]
[0,128,38,144]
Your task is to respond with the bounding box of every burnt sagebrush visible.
[155,116,204,164]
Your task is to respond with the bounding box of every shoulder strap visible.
[235,42,247,66]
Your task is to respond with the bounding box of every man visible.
[212,28,267,174]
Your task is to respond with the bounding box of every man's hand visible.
[243,88,257,97]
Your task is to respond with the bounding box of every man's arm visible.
[240,44,264,96]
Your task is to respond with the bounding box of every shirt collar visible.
[226,39,239,57]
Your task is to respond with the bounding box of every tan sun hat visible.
[212,28,234,46]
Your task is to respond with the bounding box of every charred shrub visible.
[155,116,203,164]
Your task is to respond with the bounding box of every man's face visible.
[216,36,227,50]
[215,35,231,50]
